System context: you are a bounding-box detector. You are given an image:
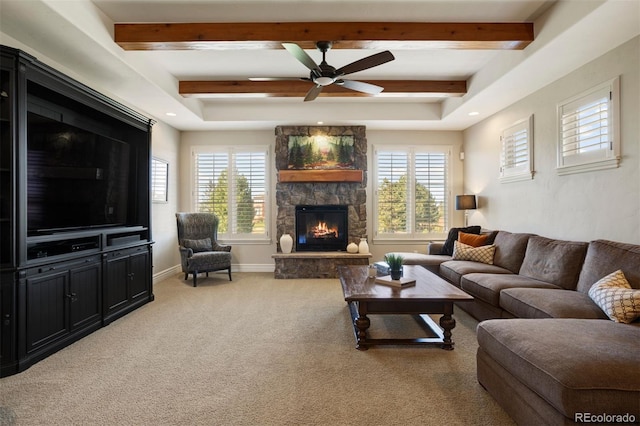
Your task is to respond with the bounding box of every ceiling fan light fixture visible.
[314,76,335,86]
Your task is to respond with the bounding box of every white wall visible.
[463,36,640,244]
[180,129,464,270]
[151,120,182,281]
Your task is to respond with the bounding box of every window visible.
[192,146,269,242]
[151,157,168,202]
[500,115,533,183]
[557,77,620,175]
[374,146,450,240]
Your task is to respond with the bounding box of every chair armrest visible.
[212,241,232,252]
[178,245,194,258]
[427,242,444,255]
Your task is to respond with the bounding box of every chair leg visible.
[193,271,197,287]
[228,267,232,281]
[184,273,188,280]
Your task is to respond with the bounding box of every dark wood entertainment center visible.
[0,46,154,377]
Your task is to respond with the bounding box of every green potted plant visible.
[384,253,404,280]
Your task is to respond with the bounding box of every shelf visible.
[278,169,363,183]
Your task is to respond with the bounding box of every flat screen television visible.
[26,102,132,235]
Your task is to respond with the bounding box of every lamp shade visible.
[455,195,477,210]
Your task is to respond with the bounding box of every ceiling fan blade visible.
[304,85,323,102]
[338,80,384,95]
[335,51,395,76]
[282,43,321,74]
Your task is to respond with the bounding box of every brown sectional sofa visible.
[389,232,640,425]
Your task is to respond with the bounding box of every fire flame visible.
[310,221,338,238]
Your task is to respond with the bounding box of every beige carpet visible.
[0,272,514,426]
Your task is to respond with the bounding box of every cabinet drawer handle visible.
[39,266,55,273]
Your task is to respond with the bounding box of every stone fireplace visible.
[273,126,370,278]
[275,125,367,252]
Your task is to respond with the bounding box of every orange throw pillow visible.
[458,231,488,247]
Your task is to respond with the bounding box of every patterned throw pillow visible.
[588,270,640,323]
[452,240,496,265]
[459,231,489,247]
[182,238,213,252]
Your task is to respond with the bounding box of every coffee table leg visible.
[354,301,371,351]
[439,304,456,350]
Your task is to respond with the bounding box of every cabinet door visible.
[129,249,149,303]
[25,270,69,353]
[104,255,129,316]
[69,261,101,331]
[0,59,15,267]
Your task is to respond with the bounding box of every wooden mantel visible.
[278,170,363,183]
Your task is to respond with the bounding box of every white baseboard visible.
[153,264,274,284]
[153,265,182,284]
[232,264,275,273]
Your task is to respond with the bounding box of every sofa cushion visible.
[458,231,489,247]
[576,239,640,294]
[477,319,640,419]
[439,225,481,255]
[187,251,232,270]
[492,231,535,273]
[500,288,608,319]
[461,273,561,307]
[439,260,512,287]
[182,237,213,253]
[518,236,588,290]
[452,241,496,264]
[588,270,640,323]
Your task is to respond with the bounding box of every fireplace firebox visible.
[295,205,348,251]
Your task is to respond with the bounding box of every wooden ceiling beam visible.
[115,22,533,50]
[179,80,467,98]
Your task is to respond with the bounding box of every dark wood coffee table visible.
[338,265,474,350]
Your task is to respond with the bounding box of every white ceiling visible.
[0,0,638,131]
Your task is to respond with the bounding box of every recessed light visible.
[166,112,177,117]
[317,121,324,125]
[468,111,480,116]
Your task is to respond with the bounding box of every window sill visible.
[557,157,620,176]
[500,171,534,183]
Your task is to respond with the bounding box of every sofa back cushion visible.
[519,236,588,290]
[492,231,535,273]
[576,240,640,294]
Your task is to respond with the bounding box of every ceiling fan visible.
[251,41,395,102]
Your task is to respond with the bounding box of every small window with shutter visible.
[500,115,534,183]
[557,77,620,175]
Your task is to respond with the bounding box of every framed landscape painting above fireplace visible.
[288,135,355,170]
[279,135,363,183]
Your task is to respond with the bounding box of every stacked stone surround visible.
[275,125,367,252]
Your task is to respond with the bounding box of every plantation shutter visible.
[194,152,228,215]
[231,150,267,235]
[500,116,533,182]
[560,89,610,159]
[557,77,619,174]
[151,159,168,202]
[374,147,450,238]
[375,150,409,234]
[415,152,447,233]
